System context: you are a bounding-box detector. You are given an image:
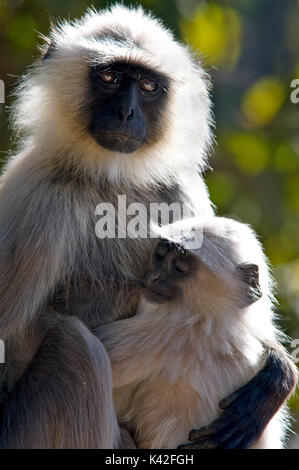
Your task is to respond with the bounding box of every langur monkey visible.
[97,217,297,449]
[0,5,296,448]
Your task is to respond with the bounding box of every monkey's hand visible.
[178,348,297,449]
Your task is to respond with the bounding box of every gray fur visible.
[97,218,297,449]
[0,4,295,448]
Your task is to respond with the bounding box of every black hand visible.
[178,348,297,449]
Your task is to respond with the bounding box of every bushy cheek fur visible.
[11,6,213,187]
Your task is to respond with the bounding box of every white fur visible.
[5,5,292,448]
[98,217,288,449]
[11,4,213,189]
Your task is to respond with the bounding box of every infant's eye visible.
[172,258,190,275]
[139,78,159,93]
[99,70,119,84]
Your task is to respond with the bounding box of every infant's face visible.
[142,239,262,310]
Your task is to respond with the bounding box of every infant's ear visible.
[237,263,262,306]
[238,263,259,283]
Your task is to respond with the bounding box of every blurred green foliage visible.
[0,0,298,445]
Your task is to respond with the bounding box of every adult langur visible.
[0,5,296,448]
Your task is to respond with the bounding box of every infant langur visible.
[97,217,292,449]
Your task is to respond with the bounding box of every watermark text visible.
[0,339,5,363]
[0,80,5,104]
[95,195,202,249]
[290,79,299,104]
[291,339,299,363]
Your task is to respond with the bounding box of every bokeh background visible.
[0,0,298,447]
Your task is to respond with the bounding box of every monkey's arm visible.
[0,315,118,448]
[0,171,120,447]
[0,172,70,338]
[178,347,298,449]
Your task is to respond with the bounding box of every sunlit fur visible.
[97,217,296,449]
[11,4,213,188]
[0,4,295,449]
[1,4,214,337]
[0,5,214,448]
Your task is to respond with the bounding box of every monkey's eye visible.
[99,70,119,85]
[172,258,190,276]
[139,78,159,93]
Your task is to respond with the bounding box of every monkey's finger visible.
[179,426,235,449]
[194,422,238,446]
[218,434,247,449]
[188,425,219,441]
[177,438,217,450]
[219,390,243,409]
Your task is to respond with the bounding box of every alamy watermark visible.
[290,339,299,364]
[290,79,299,104]
[0,339,4,363]
[0,81,6,362]
[95,195,203,249]
[0,79,5,104]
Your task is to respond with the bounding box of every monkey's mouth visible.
[93,130,143,154]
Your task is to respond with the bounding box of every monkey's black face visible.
[143,240,198,304]
[89,62,170,154]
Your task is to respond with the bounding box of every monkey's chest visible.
[49,277,141,329]
[49,237,146,328]
[49,182,185,327]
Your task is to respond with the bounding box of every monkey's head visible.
[143,221,262,312]
[142,238,234,310]
[13,5,212,186]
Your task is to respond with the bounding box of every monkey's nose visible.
[145,269,166,286]
[117,105,135,122]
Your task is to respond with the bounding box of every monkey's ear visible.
[40,19,58,61]
[38,32,57,61]
[43,41,57,60]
